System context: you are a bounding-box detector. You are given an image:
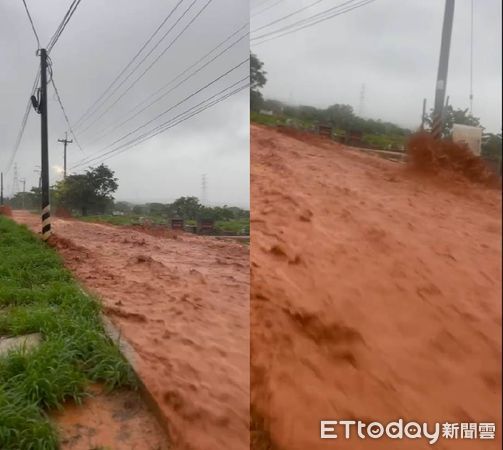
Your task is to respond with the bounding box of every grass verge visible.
[0,216,136,449]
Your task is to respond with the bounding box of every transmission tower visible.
[201,174,207,205]
[358,84,366,117]
[12,163,20,196]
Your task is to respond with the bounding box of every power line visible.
[252,0,328,34]
[84,27,249,146]
[251,0,284,18]
[252,0,366,39]
[3,70,40,175]
[72,0,186,129]
[74,82,248,168]
[85,22,249,146]
[21,0,41,50]
[77,0,215,135]
[72,58,248,168]
[71,76,248,169]
[46,0,83,54]
[102,58,248,151]
[74,0,203,132]
[251,0,377,45]
[82,81,249,168]
[50,74,85,154]
[251,0,277,12]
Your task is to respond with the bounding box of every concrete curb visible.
[100,314,172,447]
[76,285,172,446]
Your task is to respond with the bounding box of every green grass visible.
[362,133,406,150]
[251,111,315,130]
[0,216,136,449]
[250,111,284,127]
[215,218,249,235]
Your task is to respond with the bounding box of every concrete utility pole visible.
[58,132,72,179]
[39,49,51,240]
[1,172,3,206]
[432,0,455,139]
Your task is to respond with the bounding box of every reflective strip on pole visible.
[41,204,51,240]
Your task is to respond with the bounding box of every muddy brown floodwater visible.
[250,125,502,450]
[13,210,249,450]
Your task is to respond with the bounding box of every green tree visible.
[250,53,267,112]
[427,106,480,137]
[146,202,168,216]
[54,164,118,216]
[171,196,202,220]
[482,132,502,161]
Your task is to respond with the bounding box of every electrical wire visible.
[3,70,40,175]
[46,0,83,54]
[76,0,214,135]
[251,0,284,18]
[70,59,248,168]
[74,0,204,131]
[72,0,186,129]
[50,75,85,154]
[252,0,328,33]
[21,0,41,50]
[252,0,377,45]
[99,57,248,152]
[251,0,277,12]
[98,83,249,165]
[84,27,249,146]
[73,57,248,169]
[71,79,248,168]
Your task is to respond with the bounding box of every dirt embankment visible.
[251,124,501,450]
[13,211,250,450]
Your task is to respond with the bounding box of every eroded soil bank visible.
[13,211,250,450]
[251,125,501,450]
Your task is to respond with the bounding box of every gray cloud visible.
[251,0,502,133]
[1,0,249,207]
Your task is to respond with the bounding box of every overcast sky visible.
[0,0,249,207]
[251,0,502,134]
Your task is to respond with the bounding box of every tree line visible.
[6,164,249,222]
[250,52,501,161]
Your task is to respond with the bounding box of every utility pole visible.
[39,49,51,240]
[432,0,455,140]
[1,172,3,206]
[58,132,72,179]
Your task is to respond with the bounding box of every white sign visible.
[452,124,483,156]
